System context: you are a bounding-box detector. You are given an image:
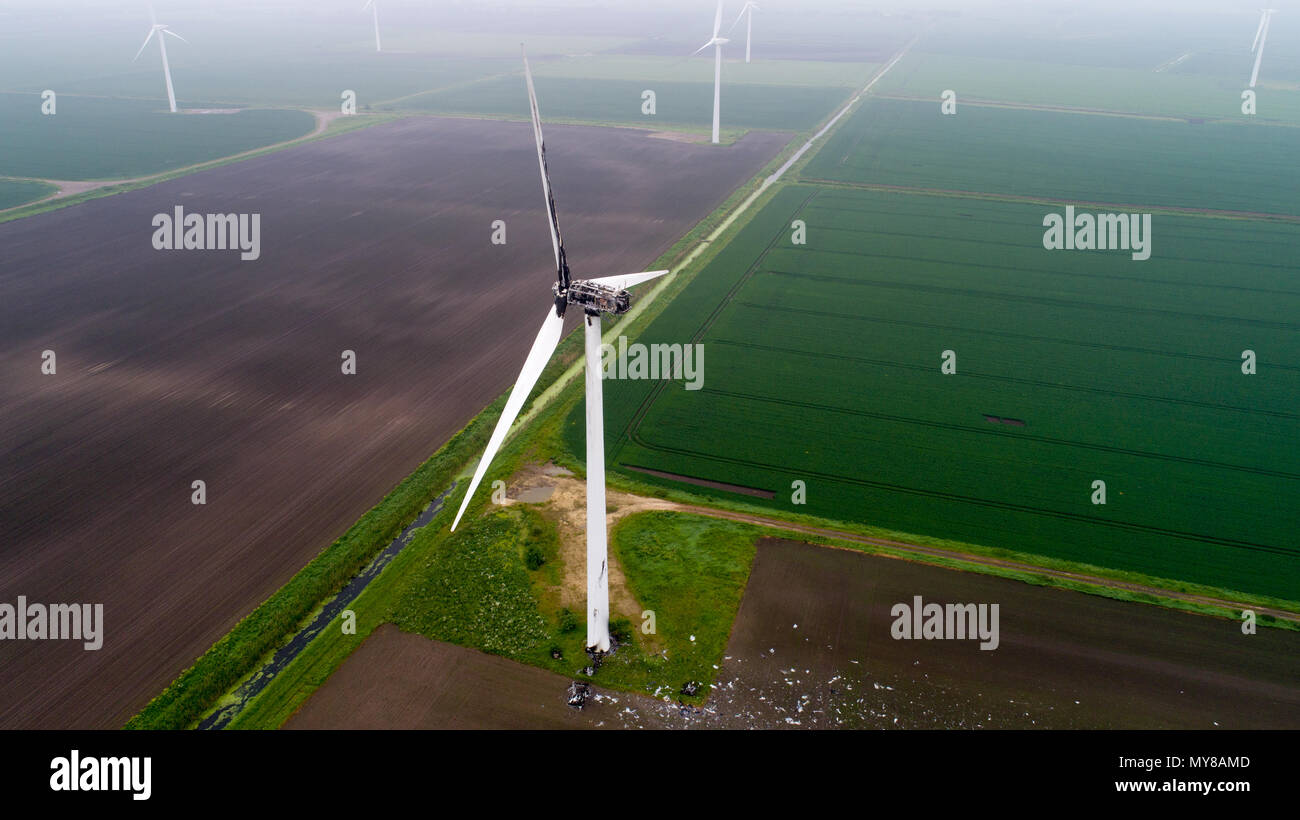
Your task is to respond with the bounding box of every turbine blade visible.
[450,308,566,531]
[692,39,715,56]
[728,4,748,33]
[522,47,569,289]
[362,0,373,8]
[133,29,157,62]
[713,0,724,39]
[163,29,189,44]
[589,270,671,291]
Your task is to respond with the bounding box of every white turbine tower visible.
[132,6,189,114]
[363,0,382,52]
[693,0,730,144]
[730,2,760,63]
[450,50,670,654]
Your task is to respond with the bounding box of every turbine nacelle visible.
[556,280,632,317]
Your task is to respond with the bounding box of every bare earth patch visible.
[646,130,712,144]
[500,462,675,623]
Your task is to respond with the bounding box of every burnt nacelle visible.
[558,279,631,316]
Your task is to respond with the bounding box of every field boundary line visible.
[685,377,1300,474]
[649,503,1300,624]
[0,109,399,222]
[870,92,1300,127]
[617,432,1300,559]
[718,305,1300,377]
[799,178,1300,224]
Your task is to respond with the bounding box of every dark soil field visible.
[702,539,1300,729]
[286,624,670,730]
[0,116,789,728]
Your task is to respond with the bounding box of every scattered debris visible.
[566,681,592,708]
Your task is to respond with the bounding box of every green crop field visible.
[581,184,1300,600]
[804,98,1300,216]
[52,55,516,110]
[399,74,854,132]
[0,179,55,209]
[875,52,1300,124]
[0,93,316,180]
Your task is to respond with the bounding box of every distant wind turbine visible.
[449,49,670,655]
[133,6,189,114]
[693,0,730,144]
[363,0,382,52]
[730,2,760,63]
[1250,9,1275,88]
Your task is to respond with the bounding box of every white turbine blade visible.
[692,39,715,56]
[362,0,373,8]
[522,48,569,286]
[1252,10,1267,52]
[728,4,749,33]
[133,29,157,62]
[589,269,671,291]
[450,308,565,531]
[712,0,724,39]
[1251,12,1272,87]
[163,29,189,45]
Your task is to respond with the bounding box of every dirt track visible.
[0,117,788,728]
[483,467,1300,627]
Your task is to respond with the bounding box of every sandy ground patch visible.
[501,462,675,624]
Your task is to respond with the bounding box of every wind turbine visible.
[363,0,382,52]
[730,2,760,63]
[693,0,730,144]
[449,50,670,654]
[1250,8,1275,88]
[132,6,189,114]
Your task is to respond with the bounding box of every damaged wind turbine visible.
[449,49,670,654]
